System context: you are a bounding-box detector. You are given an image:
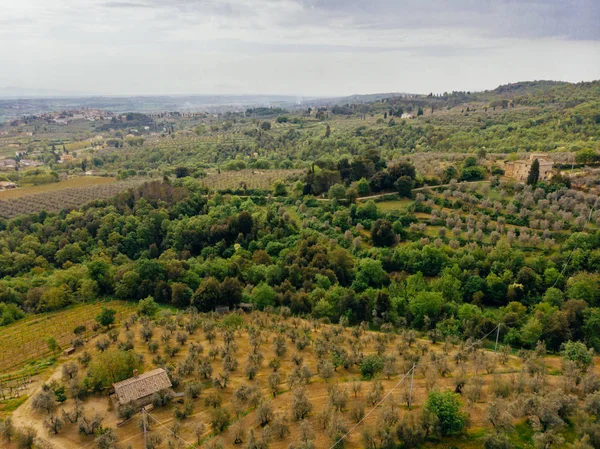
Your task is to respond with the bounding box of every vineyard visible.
[0,301,136,376]
[0,179,146,219]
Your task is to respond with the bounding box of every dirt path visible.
[12,364,65,447]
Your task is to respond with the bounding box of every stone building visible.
[505,154,553,182]
[112,368,172,410]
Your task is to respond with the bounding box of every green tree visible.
[356,178,370,196]
[371,219,395,247]
[409,291,443,328]
[251,283,276,310]
[272,180,288,197]
[520,317,543,348]
[47,337,61,354]
[527,159,540,185]
[328,183,347,201]
[442,166,458,183]
[359,355,384,379]
[175,167,190,178]
[87,349,141,387]
[424,391,467,435]
[96,307,116,328]
[193,277,222,312]
[575,148,599,165]
[138,296,159,317]
[561,341,594,370]
[395,176,414,198]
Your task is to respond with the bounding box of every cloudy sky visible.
[2,0,599,96]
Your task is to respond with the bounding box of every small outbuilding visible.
[215,305,230,314]
[237,302,254,313]
[112,368,172,410]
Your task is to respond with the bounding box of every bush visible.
[424,390,467,435]
[86,349,141,387]
[359,355,384,379]
[210,406,231,432]
[138,296,159,317]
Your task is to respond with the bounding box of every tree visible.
[0,417,15,442]
[388,161,416,180]
[87,349,141,387]
[32,391,57,415]
[175,166,190,178]
[424,391,467,436]
[292,388,312,420]
[96,307,116,328]
[359,355,384,379]
[371,219,395,247]
[356,178,370,196]
[527,159,540,185]
[15,427,36,449]
[47,337,61,354]
[409,291,443,328]
[138,296,159,316]
[328,183,346,201]
[575,148,599,165]
[250,283,276,310]
[210,406,231,432]
[260,121,271,131]
[442,166,458,184]
[395,176,414,197]
[325,124,331,138]
[194,277,222,312]
[272,180,288,197]
[561,341,594,370]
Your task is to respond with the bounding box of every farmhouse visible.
[0,159,17,169]
[504,154,553,182]
[20,159,43,167]
[112,368,172,410]
[0,181,17,190]
[58,154,74,164]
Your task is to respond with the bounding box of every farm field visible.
[0,301,136,375]
[5,310,599,449]
[0,178,146,218]
[200,169,304,191]
[374,199,414,211]
[0,176,115,200]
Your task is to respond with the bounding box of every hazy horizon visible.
[3,1,600,97]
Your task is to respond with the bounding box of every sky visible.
[2,0,600,96]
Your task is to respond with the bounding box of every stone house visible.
[504,154,553,182]
[112,368,172,410]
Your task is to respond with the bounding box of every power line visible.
[328,323,501,449]
[147,411,194,447]
[551,197,598,289]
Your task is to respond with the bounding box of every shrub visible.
[424,390,467,435]
[360,355,384,379]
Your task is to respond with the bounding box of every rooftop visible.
[113,368,172,404]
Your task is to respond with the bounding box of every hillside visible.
[3,309,600,449]
[0,80,599,449]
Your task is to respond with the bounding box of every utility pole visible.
[494,324,500,353]
[143,408,148,449]
[408,364,415,409]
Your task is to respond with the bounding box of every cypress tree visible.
[527,158,540,185]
